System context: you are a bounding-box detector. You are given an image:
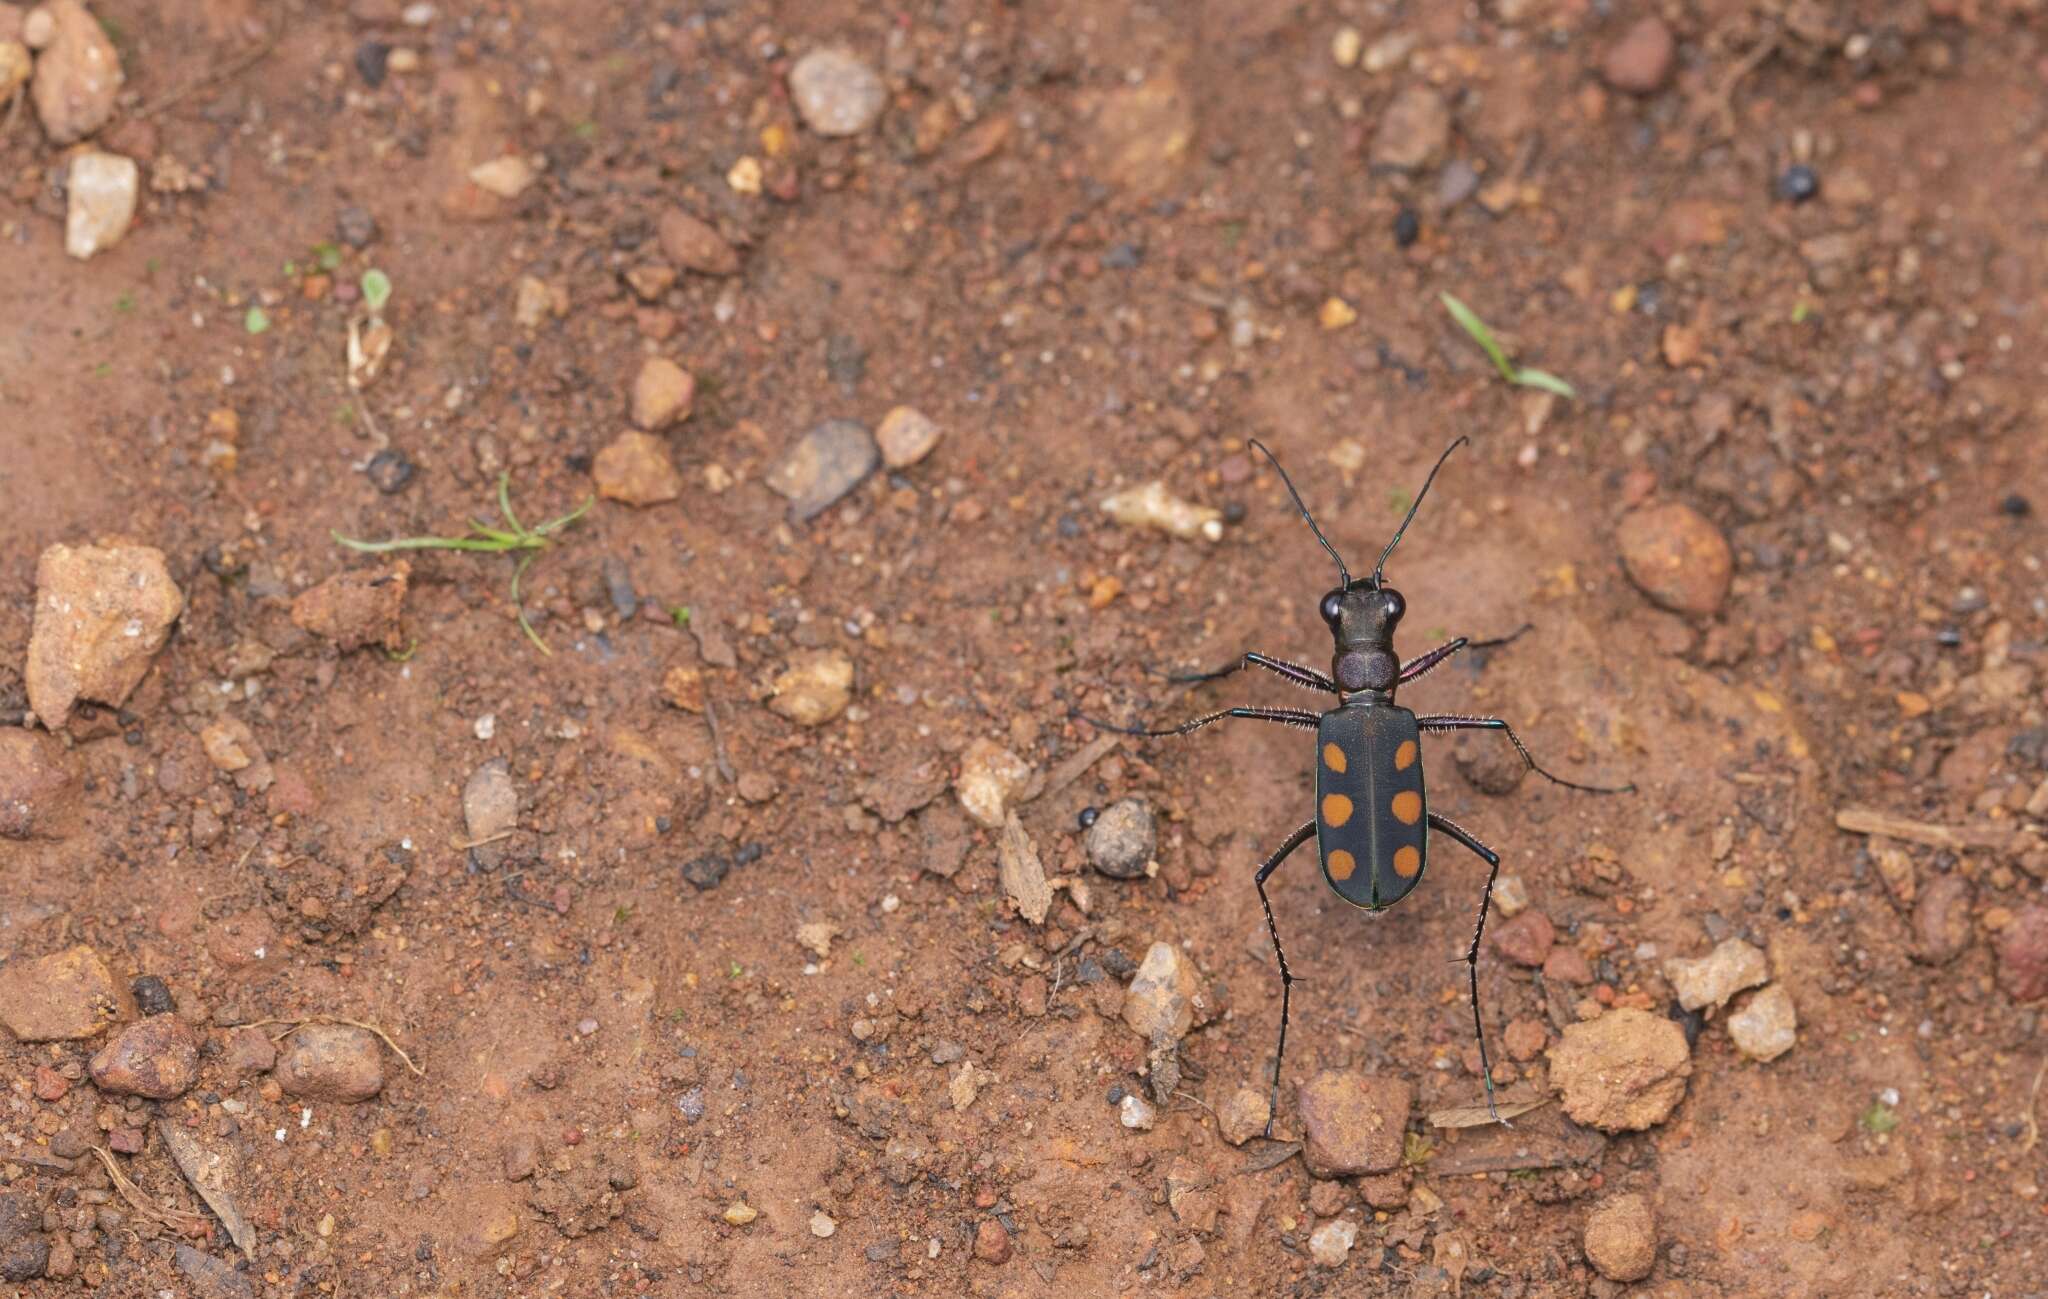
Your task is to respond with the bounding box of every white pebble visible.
[474,714,497,740]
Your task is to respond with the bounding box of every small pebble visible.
[1727,984,1797,1061]
[875,406,942,470]
[789,49,886,137]
[1296,1070,1411,1176]
[1308,1219,1358,1268]
[1615,501,1733,616]
[64,151,138,261]
[1600,15,1675,95]
[1547,1008,1690,1131]
[1776,164,1820,204]
[1085,798,1156,879]
[337,206,379,249]
[1393,206,1420,248]
[1118,1093,1157,1130]
[810,1210,837,1238]
[364,449,415,494]
[1583,1193,1657,1281]
[767,420,880,523]
[1215,1086,1271,1146]
[1121,942,1202,1044]
[1663,938,1769,1011]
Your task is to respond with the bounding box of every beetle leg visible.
[1253,820,1317,1138]
[1074,705,1322,739]
[1429,812,1510,1127]
[1398,624,1534,685]
[1165,652,1337,697]
[1414,713,1635,793]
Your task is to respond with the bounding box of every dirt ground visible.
[4,0,2048,1295]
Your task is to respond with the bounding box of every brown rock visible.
[1503,1017,1548,1061]
[767,420,880,523]
[1295,1070,1411,1177]
[1488,911,1554,967]
[630,357,694,431]
[1583,1192,1657,1281]
[89,1014,200,1099]
[592,431,682,507]
[290,563,409,652]
[1121,941,1202,1044]
[198,717,272,792]
[1547,1008,1690,1131]
[1615,502,1732,616]
[29,0,122,144]
[973,1217,1012,1264]
[1081,65,1194,197]
[276,1024,385,1102]
[767,649,854,727]
[0,945,120,1041]
[657,209,739,275]
[26,542,185,729]
[1911,874,1973,965]
[1215,1085,1271,1146]
[1996,905,2048,1002]
[502,1131,540,1181]
[0,729,76,838]
[1369,86,1450,171]
[875,405,942,469]
[1359,1172,1409,1210]
[1542,945,1593,984]
[224,1025,276,1075]
[1600,16,1675,95]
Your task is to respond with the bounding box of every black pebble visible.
[2000,493,2032,518]
[337,206,379,250]
[1393,206,1420,248]
[354,40,391,89]
[1776,164,1820,205]
[131,975,176,1017]
[1078,806,1099,829]
[364,449,415,494]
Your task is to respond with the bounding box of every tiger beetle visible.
[1084,437,1633,1131]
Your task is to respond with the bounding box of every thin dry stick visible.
[703,695,737,784]
[451,829,514,850]
[248,1016,425,1076]
[90,1147,211,1233]
[135,31,282,120]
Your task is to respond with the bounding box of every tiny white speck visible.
[274,1128,287,1142]
[474,714,497,741]
[252,946,265,959]
[401,837,413,850]
[300,1107,312,1128]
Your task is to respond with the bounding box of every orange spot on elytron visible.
[1391,790,1422,824]
[1392,845,1421,877]
[1322,793,1354,827]
[1323,742,1347,774]
[1327,849,1357,880]
[1394,739,1417,771]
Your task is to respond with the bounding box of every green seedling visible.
[1859,1100,1899,1135]
[244,306,271,334]
[333,471,593,655]
[1440,292,1576,399]
[361,268,393,315]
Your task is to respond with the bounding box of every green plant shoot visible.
[333,472,592,655]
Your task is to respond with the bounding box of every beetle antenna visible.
[1371,436,1468,588]
[1248,438,1350,587]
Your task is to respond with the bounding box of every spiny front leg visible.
[1073,705,1322,739]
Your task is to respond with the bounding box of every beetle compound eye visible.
[1384,591,1405,620]
[1320,592,1344,626]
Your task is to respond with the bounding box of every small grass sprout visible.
[333,471,592,656]
[1440,292,1577,399]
